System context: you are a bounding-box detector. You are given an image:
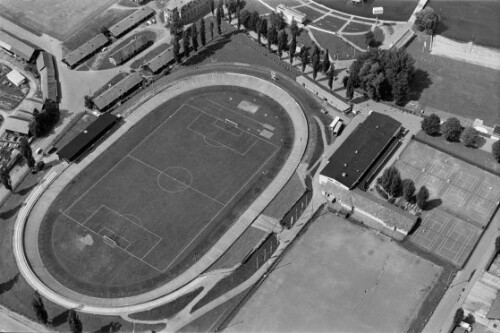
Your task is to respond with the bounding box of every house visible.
[164,0,210,26]
[6,69,26,86]
[276,4,307,25]
[0,31,37,62]
[109,7,155,38]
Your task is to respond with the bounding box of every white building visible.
[165,0,210,26]
[276,4,307,25]
[6,69,26,87]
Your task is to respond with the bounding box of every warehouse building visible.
[62,33,110,69]
[109,36,153,66]
[37,51,59,102]
[93,73,143,112]
[146,46,175,73]
[109,7,155,38]
[164,0,210,26]
[0,31,37,62]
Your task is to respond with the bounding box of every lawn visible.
[35,86,292,298]
[130,42,170,69]
[226,213,442,332]
[312,15,347,32]
[312,30,362,60]
[344,33,368,50]
[406,35,500,127]
[0,0,118,41]
[313,0,418,21]
[300,6,325,23]
[342,21,372,33]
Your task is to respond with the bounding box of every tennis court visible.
[38,87,291,296]
[395,141,500,227]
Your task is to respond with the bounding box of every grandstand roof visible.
[147,47,174,73]
[0,30,36,61]
[262,172,307,220]
[321,112,401,189]
[109,36,150,65]
[109,7,155,37]
[63,34,109,68]
[93,73,143,111]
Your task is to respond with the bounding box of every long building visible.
[109,7,155,38]
[109,36,152,66]
[93,73,143,111]
[276,4,307,24]
[319,112,402,190]
[0,30,37,62]
[62,33,109,69]
[36,51,59,102]
[146,46,175,73]
[164,0,210,26]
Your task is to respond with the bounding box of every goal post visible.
[103,235,117,248]
[224,119,238,128]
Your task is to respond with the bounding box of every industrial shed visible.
[62,34,110,69]
[146,47,175,73]
[0,31,37,61]
[92,73,143,111]
[109,7,155,38]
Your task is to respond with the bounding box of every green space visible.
[429,0,500,48]
[342,21,372,33]
[406,35,500,127]
[343,33,368,50]
[313,0,418,21]
[36,86,293,297]
[0,64,28,110]
[312,15,347,31]
[311,30,361,60]
[299,6,324,23]
[130,42,171,69]
[226,213,442,332]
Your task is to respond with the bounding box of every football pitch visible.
[38,87,292,296]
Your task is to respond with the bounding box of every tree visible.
[173,36,181,63]
[191,24,198,52]
[277,29,288,59]
[346,77,354,100]
[461,126,480,148]
[493,140,500,163]
[169,9,181,35]
[67,310,82,333]
[416,186,429,210]
[216,12,222,35]
[210,0,215,17]
[388,172,403,197]
[19,137,36,171]
[289,18,299,38]
[414,7,439,35]
[323,49,330,74]
[379,166,400,193]
[182,29,190,58]
[256,20,262,44]
[32,291,48,324]
[453,308,464,328]
[402,179,416,202]
[289,36,296,65]
[200,18,206,47]
[210,21,214,40]
[240,9,251,30]
[268,25,278,48]
[496,236,500,254]
[269,11,286,30]
[327,67,335,90]
[300,47,309,73]
[421,113,441,136]
[342,75,348,88]
[249,11,260,32]
[0,164,12,192]
[441,117,462,142]
[84,95,94,109]
[259,17,268,38]
[236,6,241,31]
[365,31,376,48]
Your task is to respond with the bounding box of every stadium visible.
[14,67,313,312]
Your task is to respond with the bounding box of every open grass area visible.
[343,33,368,50]
[130,42,170,69]
[429,0,500,48]
[227,213,442,332]
[406,35,500,127]
[36,86,292,297]
[0,0,118,41]
[63,8,135,51]
[312,30,362,59]
[300,6,325,23]
[313,0,418,21]
[342,21,372,33]
[312,15,347,32]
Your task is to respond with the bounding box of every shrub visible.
[421,113,441,136]
[441,117,462,142]
[416,186,429,210]
[402,179,416,202]
[493,140,500,162]
[461,126,480,148]
[414,7,439,35]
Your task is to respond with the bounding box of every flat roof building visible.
[3,116,31,136]
[57,113,120,163]
[109,7,155,38]
[320,112,402,190]
[146,46,175,73]
[0,31,37,62]
[62,33,109,69]
[6,69,26,86]
[93,73,143,111]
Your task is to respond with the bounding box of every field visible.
[227,213,442,333]
[311,30,362,60]
[312,15,347,31]
[37,86,292,297]
[394,141,500,227]
[0,0,120,42]
[313,0,418,21]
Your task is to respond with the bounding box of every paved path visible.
[0,305,50,333]
[15,66,308,314]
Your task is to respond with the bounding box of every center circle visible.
[157,167,193,193]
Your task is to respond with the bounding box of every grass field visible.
[38,86,292,297]
[342,21,372,33]
[406,35,500,127]
[311,30,362,60]
[227,213,442,332]
[0,0,120,42]
[313,0,418,21]
[312,15,347,31]
[394,140,500,227]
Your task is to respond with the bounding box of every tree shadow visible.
[424,198,442,211]
[0,273,19,295]
[409,68,433,100]
[184,34,233,66]
[93,321,121,333]
[0,203,22,220]
[434,20,448,35]
[51,310,68,327]
[16,183,37,196]
[476,136,487,148]
[408,217,422,235]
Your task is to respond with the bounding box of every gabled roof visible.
[93,73,143,111]
[63,34,109,68]
[147,47,174,73]
[109,7,155,37]
[0,30,36,61]
[320,112,401,189]
[3,116,31,135]
[109,36,150,65]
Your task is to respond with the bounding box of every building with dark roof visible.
[109,7,155,38]
[146,46,174,73]
[319,112,402,190]
[0,30,37,62]
[93,73,143,111]
[37,51,59,102]
[57,113,120,163]
[62,34,109,69]
[109,36,152,66]
[165,0,210,26]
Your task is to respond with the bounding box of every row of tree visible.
[378,166,429,210]
[0,136,37,192]
[32,291,82,332]
[30,100,60,139]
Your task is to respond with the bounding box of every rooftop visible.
[93,73,143,111]
[147,47,174,73]
[3,116,31,135]
[109,7,155,37]
[320,112,401,189]
[0,30,36,61]
[109,36,150,65]
[63,34,109,68]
